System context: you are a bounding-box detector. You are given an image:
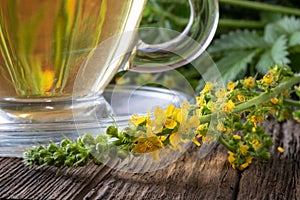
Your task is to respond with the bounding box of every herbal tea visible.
[0,0,146,98]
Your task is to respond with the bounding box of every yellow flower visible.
[244,76,255,87]
[215,88,227,99]
[196,96,204,107]
[159,136,167,141]
[152,107,167,133]
[252,139,262,148]
[165,104,175,117]
[263,74,273,84]
[165,119,177,129]
[227,82,236,91]
[203,82,214,93]
[172,107,181,121]
[238,156,253,171]
[133,135,164,160]
[228,151,236,164]
[217,123,227,132]
[165,104,182,123]
[169,132,183,151]
[133,136,163,154]
[187,115,200,128]
[233,135,241,140]
[270,98,279,104]
[277,147,285,153]
[175,102,190,123]
[222,100,235,113]
[168,102,200,150]
[250,115,264,126]
[240,145,249,156]
[197,123,208,135]
[197,123,208,131]
[130,114,147,126]
[170,116,199,149]
[237,94,245,102]
[154,107,166,122]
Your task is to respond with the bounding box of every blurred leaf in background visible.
[113,0,300,93]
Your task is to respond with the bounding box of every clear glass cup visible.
[0,0,218,156]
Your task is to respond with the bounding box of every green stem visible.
[219,0,300,16]
[199,73,300,123]
[233,74,300,113]
[283,98,300,107]
[198,113,213,124]
[218,135,235,152]
[218,19,265,29]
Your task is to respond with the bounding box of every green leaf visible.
[197,49,257,91]
[216,50,258,83]
[271,35,290,65]
[289,31,300,47]
[256,35,290,74]
[275,16,300,34]
[208,30,266,53]
[264,16,300,44]
[264,24,280,44]
[256,51,274,74]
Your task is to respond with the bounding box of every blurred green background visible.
[113,0,300,93]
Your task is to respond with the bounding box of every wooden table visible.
[0,120,299,200]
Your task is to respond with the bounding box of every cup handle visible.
[127,0,219,72]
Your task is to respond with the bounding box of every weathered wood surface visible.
[0,120,299,200]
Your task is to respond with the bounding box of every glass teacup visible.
[0,0,218,155]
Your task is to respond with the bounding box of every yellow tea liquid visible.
[0,0,146,98]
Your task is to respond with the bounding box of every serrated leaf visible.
[256,51,274,74]
[196,49,256,91]
[275,16,300,34]
[271,35,290,65]
[215,50,257,83]
[208,30,265,53]
[264,16,300,44]
[256,36,290,74]
[289,31,300,47]
[264,24,281,44]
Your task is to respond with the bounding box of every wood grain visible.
[0,120,299,200]
[237,120,300,200]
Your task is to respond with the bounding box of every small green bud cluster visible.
[24,137,90,168]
